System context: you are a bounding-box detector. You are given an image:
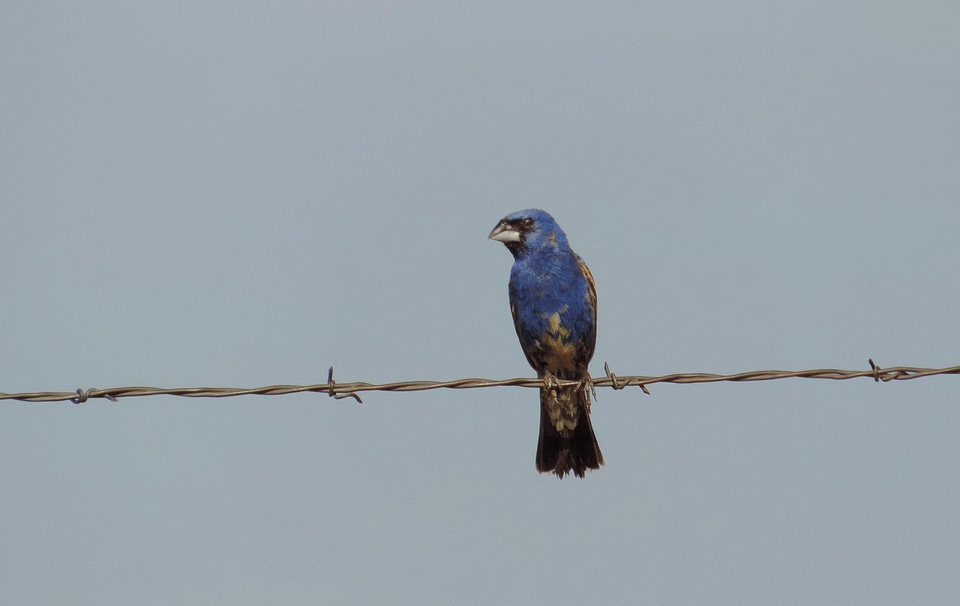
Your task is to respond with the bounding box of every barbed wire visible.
[2,360,959,405]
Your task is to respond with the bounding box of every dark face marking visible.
[491,215,539,256]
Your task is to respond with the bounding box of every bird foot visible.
[576,372,597,409]
[543,371,562,405]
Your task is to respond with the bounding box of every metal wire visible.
[2,360,959,405]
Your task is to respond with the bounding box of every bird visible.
[489,209,603,478]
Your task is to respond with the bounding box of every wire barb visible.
[604,361,650,394]
[326,367,363,404]
[70,388,118,404]
[604,362,621,390]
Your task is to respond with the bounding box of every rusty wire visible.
[2,360,959,405]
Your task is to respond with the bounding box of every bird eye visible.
[521,217,535,228]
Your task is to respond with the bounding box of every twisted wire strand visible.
[2,361,959,404]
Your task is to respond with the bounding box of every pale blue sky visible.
[3,2,960,604]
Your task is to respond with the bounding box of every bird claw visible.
[543,371,562,390]
[543,371,562,405]
[577,372,597,402]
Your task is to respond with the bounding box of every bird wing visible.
[575,254,598,362]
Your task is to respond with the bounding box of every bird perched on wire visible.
[489,209,603,479]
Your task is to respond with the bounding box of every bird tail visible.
[536,383,604,479]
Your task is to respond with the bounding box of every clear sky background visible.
[3,2,960,604]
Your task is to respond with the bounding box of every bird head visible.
[488,209,568,258]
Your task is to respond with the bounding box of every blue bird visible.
[489,209,603,478]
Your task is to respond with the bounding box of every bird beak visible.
[489,221,521,243]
